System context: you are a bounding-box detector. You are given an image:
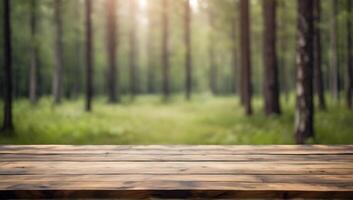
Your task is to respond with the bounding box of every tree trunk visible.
[185,0,192,100]
[313,0,326,110]
[72,0,82,98]
[277,0,289,101]
[231,1,239,95]
[263,0,281,115]
[2,0,14,132]
[295,0,314,144]
[208,4,217,95]
[330,0,339,102]
[162,0,170,100]
[29,0,39,104]
[85,0,94,111]
[147,2,156,94]
[347,0,353,109]
[129,0,137,100]
[239,0,252,115]
[106,0,119,103]
[53,0,63,104]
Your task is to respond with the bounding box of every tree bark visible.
[330,0,339,102]
[53,0,63,104]
[106,0,119,103]
[2,0,14,132]
[85,0,94,111]
[185,0,192,100]
[208,4,217,95]
[263,0,281,115]
[347,0,353,109]
[313,0,326,110]
[29,0,39,104]
[129,0,138,100]
[162,0,170,100]
[239,0,252,115]
[295,0,314,144]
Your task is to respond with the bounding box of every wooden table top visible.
[0,145,352,199]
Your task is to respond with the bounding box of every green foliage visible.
[1,95,352,144]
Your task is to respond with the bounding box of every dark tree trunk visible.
[208,5,217,95]
[129,0,138,100]
[147,54,156,93]
[29,0,39,104]
[85,0,94,112]
[263,0,281,115]
[162,0,170,100]
[295,0,314,144]
[185,0,192,100]
[239,0,252,115]
[330,0,339,102]
[2,0,14,132]
[106,0,119,103]
[53,0,63,104]
[347,0,353,109]
[313,0,326,110]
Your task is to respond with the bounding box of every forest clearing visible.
[1,95,352,144]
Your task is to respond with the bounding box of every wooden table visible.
[0,145,352,199]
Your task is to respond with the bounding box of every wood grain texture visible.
[0,145,352,199]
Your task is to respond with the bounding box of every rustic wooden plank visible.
[2,189,353,199]
[1,174,353,184]
[0,145,352,199]
[1,154,353,162]
[1,145,352,155]
[1,145,352,150]
[1,181,352,191]
[1,162,352,175]
[1,181,353,198]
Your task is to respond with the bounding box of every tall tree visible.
[208,2,218,95]
[85,0,94,111]
[147,1,156,94]
[72,0,82,98]
[347,0,353,109]
[239,0,252,115]
[330,0,339,101]
[295,0,314,144]
[162,0,170,100]
[53,0,63,104]
[185,0,192,100]
[313,0,326,110]
[29,0,39,104]
[2,0,13,132]
[231,0,239,95]
[277,0,290,101]
[129,0,138,100]
[263,0,281,115]
[106,0,119,103]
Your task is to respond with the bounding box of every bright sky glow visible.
[138,0,148,10]
[190,0,199,12]
[137,0,198,12]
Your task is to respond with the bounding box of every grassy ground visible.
[0,94,352,144]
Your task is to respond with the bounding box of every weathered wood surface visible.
[0,145,352,199]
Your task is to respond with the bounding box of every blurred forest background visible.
[0,0,352,145]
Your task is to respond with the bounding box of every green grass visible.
[0,94,352,144]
